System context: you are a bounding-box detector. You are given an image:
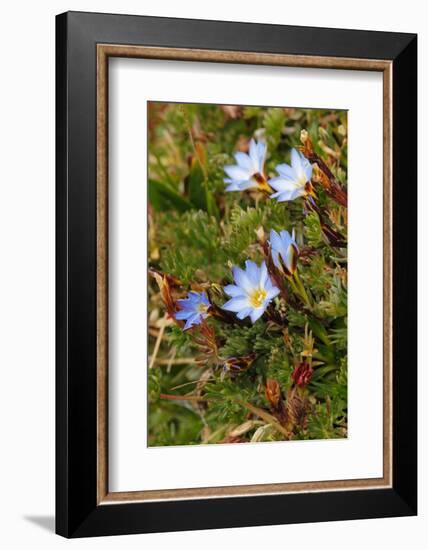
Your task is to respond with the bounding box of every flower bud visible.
[292,361,314,387]
[266,378,281,408]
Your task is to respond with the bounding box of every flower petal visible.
[236,307,252,320]
[259,261,269,287]
[224,284,246,298]
[290,148,302,173]
[237,179,258,191]
[268,177,299,193]
[271,187,305,202]
[234,151,254,172]
[292,228,300,253]
[200,293,210,306]
[269,229,282,251]
[279,230,292,250]
[176,299,194,310]
[224,165,251,181]
[250,307,265,323]
[266,285,280,300]
[257,141,267,167]
[244,260,260,286]
[175,309,192,320]
[224,180,241,192]
[248,139,259,170]
[285,245,298,274]
[232,266,253,293]
[183,313,201,330]
[271,249,281,269]
[302,156,313,180]
[289,187,306,200]
[275,163,296,180]
[223,297,251,312]
[291,149,310,182]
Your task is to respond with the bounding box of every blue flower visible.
[175,291,210,330]
[269,148,313,202]
[269,229,299,276]
[224,139,268,192]
[223,260,280,323]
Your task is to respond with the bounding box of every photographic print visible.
[57,14,417,536]
[148,101,348,447]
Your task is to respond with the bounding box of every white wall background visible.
[0,1,424,548]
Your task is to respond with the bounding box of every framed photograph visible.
[56,11,417,537]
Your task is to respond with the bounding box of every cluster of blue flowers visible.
[175,139,309,330]
[224,138,313,202]
[176,228,299,330]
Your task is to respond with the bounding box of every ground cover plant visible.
[147,101,348,446]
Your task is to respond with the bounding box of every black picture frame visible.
[56,10,417,538]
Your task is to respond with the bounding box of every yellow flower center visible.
[304,180,315,196]
[197,303,209,314]
[253,172,273,193]
[249,288,267,308]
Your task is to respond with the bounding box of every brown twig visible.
[160,393,209,402]
[241,401,291,439]
[155,357,197,366]
[148,317,166,370]
[300,130,347,208]
[305,198,347,249]
[310,156,347,207]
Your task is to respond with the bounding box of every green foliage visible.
[217,322,284,360]
[148,362,205,446]
[224,202,291,264]
[156,210,227,283]
[263,108,286,150]
[305,396,347,440]
[148,401,204,446]
[148,179,193,213]
[265,347,293,392]
[148,102,348,446]
[304,212,323,247]
[204,377,261,426]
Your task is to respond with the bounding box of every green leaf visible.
[310,365,338,381]
[148,179,193,213]
[187,158,207,210]
[308,318,332,347]
[206,191,220,219]
[187,148,220,219]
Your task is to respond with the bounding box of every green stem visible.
[182,106,213,216]
[290,271,312,309]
